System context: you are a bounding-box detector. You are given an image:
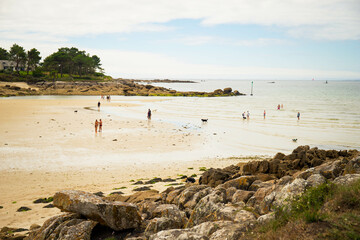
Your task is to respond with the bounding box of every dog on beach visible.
[201,119,208,122]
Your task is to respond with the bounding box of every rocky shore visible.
[0,80,244,97]
[1,146,359,239]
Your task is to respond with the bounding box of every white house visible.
[0,60,28,71]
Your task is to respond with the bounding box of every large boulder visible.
[317,160,343,179]
[151,204,187,227]
[343,156,360,174]
[53,190,141,231]
[199,168,232,187]
[273,178,309,207]
[26,213,97,240]
[232,190,255,204]
[208,223,252,240]
[187,189,226,227]
[217,176,257,190]
[177,185,211,209]
[165,187,185,204]
[191,221,235,237]
[105,190,160,203]
[333,174,360,185]
[145,217,184,237]
[307,174,326,187]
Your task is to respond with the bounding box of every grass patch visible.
[188,167,194,170]
[247,178,360,239]
[190,174,197,178]
[113,187,127,190]
[199,167,207,171]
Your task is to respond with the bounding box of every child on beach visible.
[264,110,266,119]
[99,119,102,132]
[242,112,246,120]
[247,111,250,120]
[98,101,100,109]
[297,112,300,120]
[95,119,99,133]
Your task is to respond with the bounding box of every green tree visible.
[9,44,27,73]
[0,47,9,60]
[26,48,41,74]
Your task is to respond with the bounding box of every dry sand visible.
[0,96,250,229]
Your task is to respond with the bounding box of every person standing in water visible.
[147,109,152,120]
[95,119,99,133]
[297,112,300,120]
[99,119,103,132]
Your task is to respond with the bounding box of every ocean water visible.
[4,80,360,160]
[116,80,360,156]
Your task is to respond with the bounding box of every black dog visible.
[201,119,208,122]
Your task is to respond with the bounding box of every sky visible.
[1,0,360,80]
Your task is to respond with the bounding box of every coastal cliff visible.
[2,146,359,239]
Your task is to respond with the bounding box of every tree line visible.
[0,44,103,77]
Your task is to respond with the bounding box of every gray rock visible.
[151,204,188,227]
[273,178,309,206]
[199,168,232,187]
[53,190,141,231]
[217,176,257,191]
[208,223,250,240]
[333,174,360,185]
[137,200,161,220]
[248,180,273,191]
[165,188,185,204]
[257,212,275,224]
[307,174,326,187]
[149,229,208,240]
[225,187,237,203]
[231,190,255,204]
[344,157,360,174]
[187,189,226,227]
[317,160,343,179]
[145,217,183,237]
[26,213,93,240]
[177,185,210,209]
[191,221,234,237]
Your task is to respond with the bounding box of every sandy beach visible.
[0,96,247,229]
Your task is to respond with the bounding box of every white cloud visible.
[0,0,359,40]
[235,38,290,46]
[90,48,360,80]
[173,36,219,45]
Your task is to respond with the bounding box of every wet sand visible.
[0,97,247,228]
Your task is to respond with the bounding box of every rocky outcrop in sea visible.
[2,146,359,240]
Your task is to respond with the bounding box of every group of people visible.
[242,109,300,120]
[242,111,250,120]
[100,95,111,102]
[277,104,284,110]
[94,119,103,133]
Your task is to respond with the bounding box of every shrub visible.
[32,68,44,77]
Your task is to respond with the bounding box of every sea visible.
[4,80,360,162]
[110,79,360,157]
